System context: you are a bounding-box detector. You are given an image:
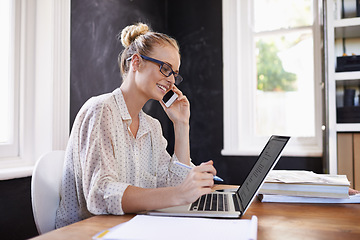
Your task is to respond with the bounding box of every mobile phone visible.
[162,90,178,108]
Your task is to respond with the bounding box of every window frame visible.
[222,0,323,157]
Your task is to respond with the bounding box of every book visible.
[258,193,360,204]
[258,170,350,199]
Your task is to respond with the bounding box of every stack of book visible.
[258,170,360,203]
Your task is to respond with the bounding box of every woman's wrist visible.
[173,121,190,133]
[173,117,190,126]
[172,185,188,206]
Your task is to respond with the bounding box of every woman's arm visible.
[122,161,216,213]
[173,122,190,165]
[160,86,191,165]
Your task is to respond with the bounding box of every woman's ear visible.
[131,54,141,71]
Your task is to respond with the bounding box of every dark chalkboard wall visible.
[70,0,168,128]
[0,177,38,239]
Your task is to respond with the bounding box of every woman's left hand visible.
[349,188,360,195]
[160,86,190,125]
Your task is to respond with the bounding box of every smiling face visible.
[135,43,181,101]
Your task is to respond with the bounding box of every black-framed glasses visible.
[136,55,183,85]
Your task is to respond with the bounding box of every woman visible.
[55,23,217,228]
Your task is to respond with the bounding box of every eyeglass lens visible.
[160,64,183,85]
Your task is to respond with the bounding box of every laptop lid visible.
[237,135,290,215]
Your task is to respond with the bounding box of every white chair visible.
[31,150,65,234]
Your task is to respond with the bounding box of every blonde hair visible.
[118,23,180,77]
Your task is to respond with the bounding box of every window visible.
[0,0,70,179]
[222,0,323,156]
[0,0,19,158]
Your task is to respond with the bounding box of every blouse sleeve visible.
[78,103,129,216]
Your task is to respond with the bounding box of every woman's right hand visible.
[160,86,190,126]
[175,160,216,205]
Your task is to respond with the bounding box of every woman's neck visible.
[120,82,147,120]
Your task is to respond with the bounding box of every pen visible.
[175,161,224,182]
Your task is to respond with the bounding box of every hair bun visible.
[120,23,150,48]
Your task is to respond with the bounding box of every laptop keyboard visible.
[190,193,229,212]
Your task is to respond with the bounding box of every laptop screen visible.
[237,136,290,212]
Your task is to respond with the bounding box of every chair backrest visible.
[31,150,65,234]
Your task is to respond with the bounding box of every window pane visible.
[255,31,315,137]
[0,0,12,144]
[254,0,313,32]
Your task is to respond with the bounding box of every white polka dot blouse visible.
[55,88,191,228]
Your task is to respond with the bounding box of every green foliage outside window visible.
[256,40,297,92]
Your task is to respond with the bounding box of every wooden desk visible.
[32,185,360,239]
[31,199,360,240]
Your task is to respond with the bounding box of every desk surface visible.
[32,190,360,240]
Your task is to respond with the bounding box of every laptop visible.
[148,135,290,218]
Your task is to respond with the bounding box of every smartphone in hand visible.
[162,90,178,108]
